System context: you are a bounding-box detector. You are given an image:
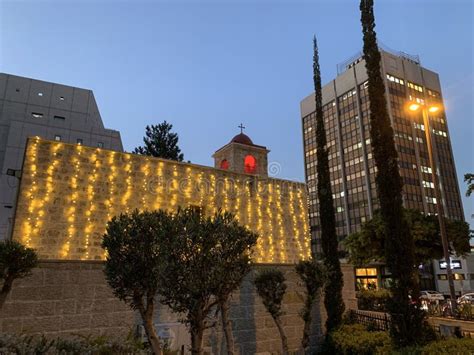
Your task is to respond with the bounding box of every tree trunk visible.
[301,296,313,353]
[220,299,235,355]
[190,325,204,355]
[274,316,289,355]
[139,298,162,355]
[0,276,14,310]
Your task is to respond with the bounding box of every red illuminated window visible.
[244,155,257,174]
[220,159,229,170]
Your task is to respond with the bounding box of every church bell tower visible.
[212,124,270,177]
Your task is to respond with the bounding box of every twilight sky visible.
[1,0,473,225]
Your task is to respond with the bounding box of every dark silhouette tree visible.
[345,208,471,266]
[295,259,325,352]
[102,210,175,355]
[312,35,345,333]
[0,240,38,310]
[360,0,424,346]
[254,269,288,355]
[134,121,184,161]
[465,173,474,197]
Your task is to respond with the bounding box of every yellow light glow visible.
[408,103,420,111]
[428,105,441,113]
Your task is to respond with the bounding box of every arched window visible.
[244,155,257,174]
[220,159,229,170]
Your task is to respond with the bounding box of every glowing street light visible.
[406,100,456,312]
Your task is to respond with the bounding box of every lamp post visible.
[407,101,457,312]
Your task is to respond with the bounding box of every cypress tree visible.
[313,36,345,333]
[360,0,425,347]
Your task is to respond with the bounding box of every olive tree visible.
[158,207,257,355]
[0,240,38,309]
[295,259,325,351]
[254,269,288,355]
[102,210,176,355]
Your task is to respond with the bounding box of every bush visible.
[0,333,148,354]
[329,324,390,355]
[357,289,391,312]
[420,337,474,354]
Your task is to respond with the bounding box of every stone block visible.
[62,314,91,330]
[43,269,70,285]
[32,301,56,316]
[55,299,77,315]
[38,285,63,300]
[11,286,43,301]
[22,316,62,333]
[1,317,24,333]
[63,285,95,299]
[1,302,35,317]
[90,313,111,328]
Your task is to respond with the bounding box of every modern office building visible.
[0,73,123,240]
[300,47,466,292]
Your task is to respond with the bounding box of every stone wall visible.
[13,138,310,264]
[0,260,135,338]
[0,262,356,354]
[155,264,357,354]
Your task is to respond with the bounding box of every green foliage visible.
[134,121,184,161]
[465,173,474,197]
[360,0,424,347]
[295,259,325,349]
[357,289,391,312]
[0,240,38,309]
[102,210,174,310]
[329,324,391,355]
[419,337,474,354]
[158,207,257,355]
[312,35,345,333]
[0,333,147,354]
[102,210,175,354]
[344,209,471,266]
[254,269,287,319]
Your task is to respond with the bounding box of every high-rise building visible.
[300,48,465,292]
[0,73,123,240]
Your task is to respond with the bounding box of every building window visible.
[244,155,257,174]
[220,159,229,170]
[15,88,20,92]
[437,274,447,280]
[355,268,378,290]
[54,115,65,120]
[38,92,43,97]
[54,135,61,141]
[32,112,43,119]
[98,142,104,148]
[59,96,65,101]
[76,139,83,145]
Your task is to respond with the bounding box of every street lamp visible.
[406,101,457,312]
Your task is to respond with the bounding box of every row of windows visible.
[15,87,66,101]
[52,135,104,148]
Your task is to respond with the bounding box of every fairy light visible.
[15,140,313,263]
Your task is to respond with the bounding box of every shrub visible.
[329,324,390,355]
[420,337,474,354]
[0,333,148,354]
[357,288,391,312]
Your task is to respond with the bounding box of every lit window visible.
[59,96,65,101]
[38,92,43,97]
[76,139,83,145]
[98,142,104,148]
[31,112,43,118]
[422,181,434,189]
[244,155,257,174]
[220,159,229,170]
[54,135,61,141]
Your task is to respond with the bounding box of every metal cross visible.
[238,123,246,134]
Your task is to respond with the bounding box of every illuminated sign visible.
[439,260,462,270]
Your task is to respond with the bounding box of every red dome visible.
[231,133,253,145]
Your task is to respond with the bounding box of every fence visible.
[349,310,390,331]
